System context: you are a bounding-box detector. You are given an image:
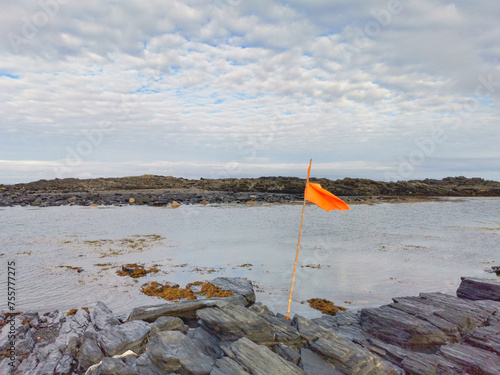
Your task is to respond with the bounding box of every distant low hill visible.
[2,175,500,197]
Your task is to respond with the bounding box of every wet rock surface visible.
[1,175,499,207]
[1,276,500,374]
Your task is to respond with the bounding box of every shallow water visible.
[1,198,499,318]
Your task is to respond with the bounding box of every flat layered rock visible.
[197,303,275,343]
[399,352,464,374]
[418,292,494,322]
[187,326,225,359]
[389,295,488,339]
[439,343,500,375]
[211,357,249,375]
[299,348,341,374]
[465,323,500,354]
[457,277,500,302]
[292,315,337,343]
[4,276,500,375]
[360,305,449,349]
[230,337,305,375]
[249,303,303,347]
[311,335,397,375]
[127,295,247,322]
[275,344,301,364]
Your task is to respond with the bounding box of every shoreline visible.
[1,276,499,374]
[1,175,499,208]
[0,189,472,208]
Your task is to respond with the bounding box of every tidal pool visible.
[0,198,499,318]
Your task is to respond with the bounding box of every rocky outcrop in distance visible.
[1,276,499,374]
[1,175,499,207]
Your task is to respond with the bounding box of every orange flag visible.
[303,162,350,212]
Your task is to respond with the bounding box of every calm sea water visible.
[1,198,499,318]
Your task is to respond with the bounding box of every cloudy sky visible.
[1,0,499,184]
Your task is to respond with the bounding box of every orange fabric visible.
[304,182,350,212]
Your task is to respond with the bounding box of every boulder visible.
[211,277,256,306]
[97,320,151,356]
[31,197,43,206]
[457,277,500,301]
[92,301,122,331]
[77,337,104,370]
[146,331,214,374]
[150,316,187,335]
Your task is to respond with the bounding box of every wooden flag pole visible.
[286,159,312,320]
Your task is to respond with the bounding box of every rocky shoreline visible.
[1,277,499,374]
[1,175,499,207]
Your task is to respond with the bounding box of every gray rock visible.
[399,352,463,374]
[313,310,360,329]
[360,305,449,349]
[439,343,500,375]
[146,330,214,374]
[6,276,500,375]
[389,296,468,340]
[275,344,301,364]
[78,337,104,370]
[92,301,121,331]
[187,326,224,359]
[310,334,397,374]
[230,337,305,375]
[31,197,43,206]
[146,331,214,375]
[211,277,256,306]
[418,292,493,324]
[368,337,464,374]
[249,303,303,347]
[457,277,500,302]
[30,349,64,375]
[134,352,165,375]
[313,312,370,348]
[292,315,336,343]
[127,296,246,322]
[98,357,127,374]
[300,348,342,375]
[97,320,150,356]
[197,304,275,343]
[211,357,249,375]
[150,316,187,335]
[465,323,500,354]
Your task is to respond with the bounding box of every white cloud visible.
[0,0,499,184]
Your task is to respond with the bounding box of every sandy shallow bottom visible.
[0,198,499,318]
